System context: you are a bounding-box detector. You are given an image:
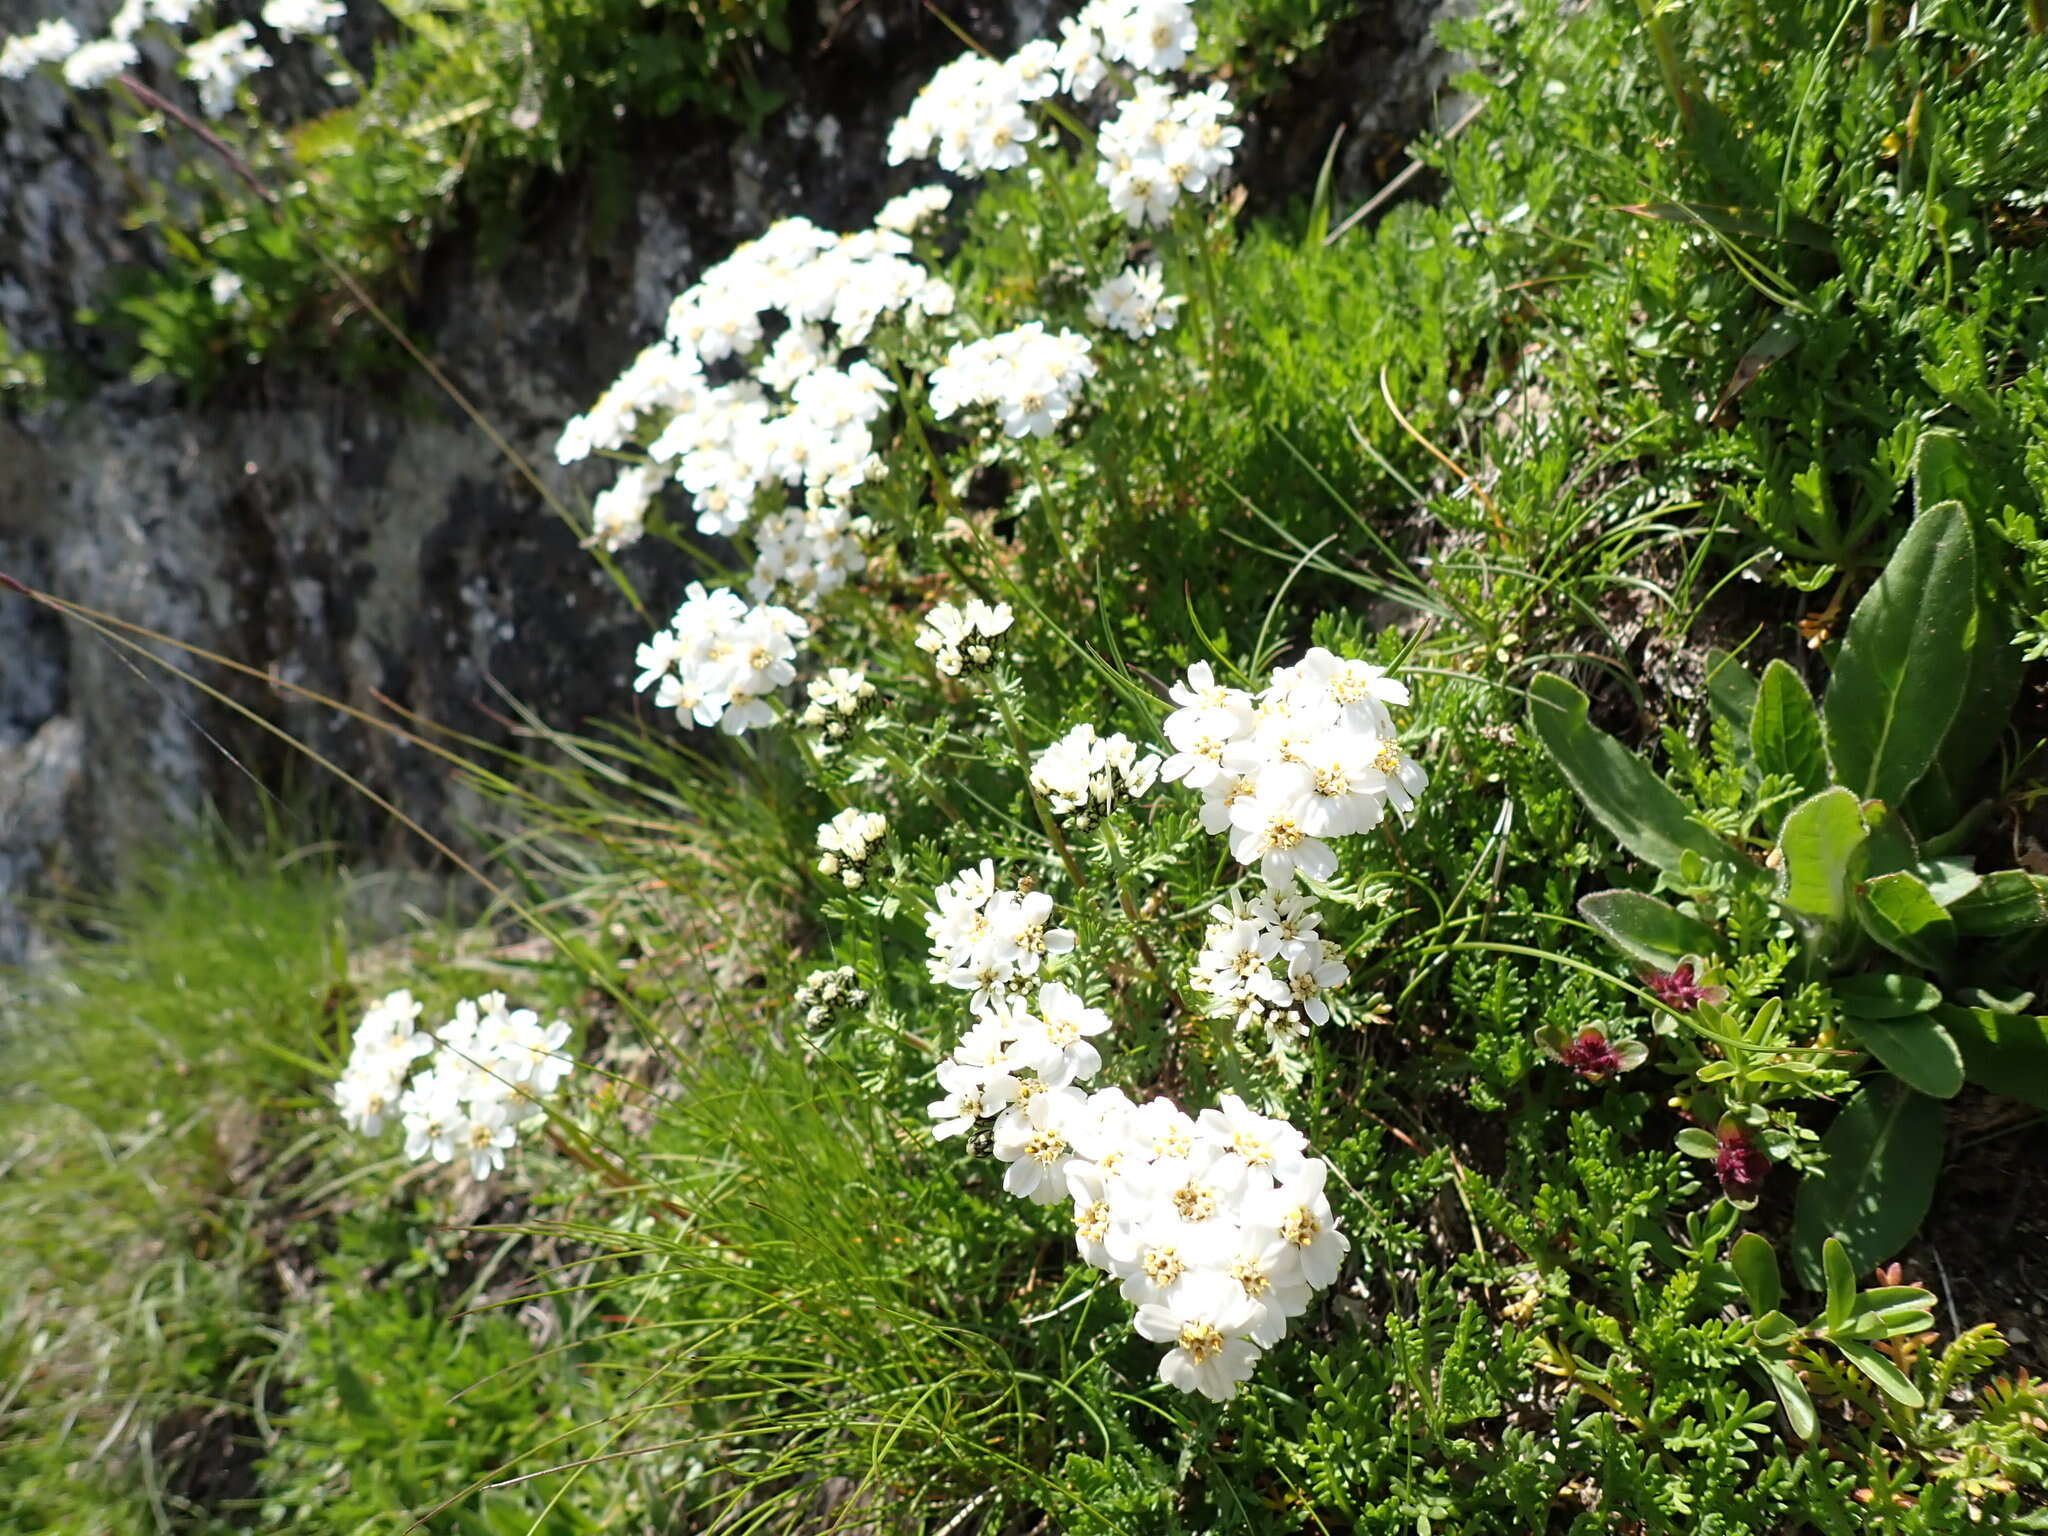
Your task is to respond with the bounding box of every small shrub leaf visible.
[1947,871,2048,937]
[1855,871,1958,971]
[1836,1340,1925,1408]
[1845,1014,1965,1099]
[1760,1357,1817,1439]
[1751,660,1829,802]
[1774,787,1867,948]
[1578,889,1720,966]
[1731,1232,1782,1315]
[1791,1081,1946,1287]
[1935,1005,2048,1109]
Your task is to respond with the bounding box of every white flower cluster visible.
[916,598,1013,677]
[1,19,80,80]
[928,324,1098,439]
[182,22,273,116]
[923,919,1350,1401]
[260,0,345,42]
[554,216,952,605]
[874,184,954,235]
[885,50,1055,177]
[1096,81,1242,229]
[798,666,879,743]
[1086,262,1185,339]
[632,581,807,736]
[1161,652,1427,890]
[1193,891,1349,1041]
[884,0,1240,231]
[335,988,575,1181]
[794,964,869,1031]
[925,861,1077,1008]
[1030,722,1163,829]
[816,807,888,888]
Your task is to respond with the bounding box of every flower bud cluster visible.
[794,965,870,1031]
[921,917,1351,1401]
[816,807,889,888]
[1161,652,1427,890]
[632,581,807,737]
[1029,722,1163,830]
[916,599,1014,677]
[1086,262,1185,339]
[928,324,1099,439]
[799,667,879,743]
[335,989,575,1181]
[925,860,1077,1008]
[1193,892,1349,1041]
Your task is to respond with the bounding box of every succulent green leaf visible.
[1577,889,1720,968]
[1791,1081,1946,1288]
[1760,1357,1817,1439]
[1855,871,1958,971]
[1820,500,1977,806]
[1750,659,1829,802]
[1935,1005,2048,1110]
[1845,1014,1964,1099]
[1822,1238,1856,1335]
[1526,673,1746,882]
[1730,1232,1781,1316]
[1836,1340,1925,1408]
[1947,871,2048,937]
[1774,787,1867,945]
[1675,1127,1720,1159]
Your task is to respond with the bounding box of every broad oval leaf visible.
[1526,673,1747,882]
[1705,648,1759,741]
[1834,971,1942,1018]
[1775,788,1868,948]
[1855,871,1958,972]
[1822,1238,1856,1336]
[1845,1015,1964,1100]
[1791,1080,1946,1288]
[1947,871,2048,937]
[1820,500,1977,807]
[1935,1005,2048,1110]
[1578,889,1721,968]
[1751,659,1829,804]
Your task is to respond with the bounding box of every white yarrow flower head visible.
[1030,722,1163,830]
[1096,80,1242,228]
[632,581,808,736]
[182,22,272,116]
[61,37,138,90]
[1086,263,1185,339]
[799,666,880,744]
[1,18,81,78]
[590,462,660,552]
[923,863,1076,1009]
[337,989,575,1181]
[874,184,954,234]
[916,598,1013,678]
[928,324,1097,439]
[816,806,889,888]
[261,0,346,41]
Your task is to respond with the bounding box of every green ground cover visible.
[5,0,2048,1531]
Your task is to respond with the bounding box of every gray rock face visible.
[0,0,1454,957]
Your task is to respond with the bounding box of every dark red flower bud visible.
[1645,961,1725,1012]
[1559,1028,1624,1082]
[1715,1126,1770,1203]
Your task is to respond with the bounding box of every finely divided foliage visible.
[9,0,2048,1528]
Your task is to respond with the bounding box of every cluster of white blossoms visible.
[928,324,1098,439]
[1161,652,1428,890]
[335,989,575,1182]
[916,598,1013,677]
[925,861,1078,1008]
[1096,80,1242,229]
[5,0,325,108]
[259,0,346,42]
[816,807,889,889]
[1086,262,1185,340]
[1193,891,1349,1042]
[885,50,1055,177]
[1030,723,1163,830]
[181,22,273,115]
[923,897,1350,1400]
[631,581,807,736]
[873,184,954,235]
[554,216,952,605]
[794,964,870,1031]
[798,666,878,743]
[1,19,81,80]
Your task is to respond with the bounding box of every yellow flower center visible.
[1025,1130,1068,1166]
[1281,1206,1320,1247]
[1076,1201,1111,1243]
[1178,1322,1225,1363]
[1142,1247,1185,1288]
[1172,1182,1217,1223]
[1229,1258,1270,1298]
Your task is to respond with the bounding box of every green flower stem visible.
[1633,0,1696,128]
[991,676,1090,893]
[1101,818,1186,1014]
